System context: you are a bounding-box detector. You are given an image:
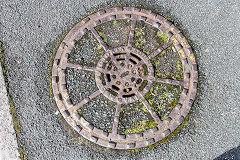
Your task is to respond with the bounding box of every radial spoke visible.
[128,20,136,46]
[96,67,118,75]
[74,90,101,110]
[148,40,173,59]
[66,63,95,72]
[137,92,162,126]
[90,27,108,51]
[154,77,184,86]
[125,52,131,65]
[110,54,122,69]
[111,103,122,135]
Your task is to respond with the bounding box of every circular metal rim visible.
[51,7,198,150]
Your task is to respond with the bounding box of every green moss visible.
[77,109,83,116]
[165,16,173,22]
[113,20,117,25]
[143,50,151,55]
[135,4,142,8]
[161,115,168,121]
[89,8,104,15]
[0,43,7,75]
[114,4,124,7]
[124,120,157,134]
[142,106,148,113]
[170,98,178,109]
[176,56,184,79]
[148,97,155,106]
[9,99,25,159]
[98,31,108,43]
[134,26,146,49]
[142,64,149,76]
[129,110,192,152]
[144,82,182,119]
[157,31,169,44]
[0,42,26,159]
[138,80,148,91]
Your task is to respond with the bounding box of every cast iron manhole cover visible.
[52,7,198,149]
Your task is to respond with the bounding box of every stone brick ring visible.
[51,7,198,149]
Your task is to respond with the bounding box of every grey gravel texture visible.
[95,19,131,48]
[81,94,116,133]
[66,68,98,105]
[152,46,184,81]
[68,31,105,67]
[0,0,240,159]
[119,100,154,134]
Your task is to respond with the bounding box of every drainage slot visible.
[142,64,148,76]
[107,88,118,97]
[56,59,60,65]
[129,59,137,64]
[106,74,111,82]
[112,85,120,91]
[136,78,142,84]
[107,63,113,70]
[130,53,142,61]
[117,58,125,61]
[139,80,148,91]
[58,93,63,100]
[123,93,135,97]
[120,71,129,78]
[55,76,59,83]
[113,53,126,56]
[101,73,106,85]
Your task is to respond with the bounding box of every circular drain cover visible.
[52,7,198,149]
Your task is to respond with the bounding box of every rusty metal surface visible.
[52,7,198,149]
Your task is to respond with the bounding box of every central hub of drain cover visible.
[51,7,198,150]
[95,46,154,104]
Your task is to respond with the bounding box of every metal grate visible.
[51,7,198,149]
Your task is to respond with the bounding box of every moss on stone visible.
[143,50,151,55]
[77,109,83,116]
[98,31,108,43]
[124,120,157,134]
[113,4,124,7]
[0,42,26,160]
[144,82,182,119]
[128,110,192,152]
[134,27,146,49]
[157,31,169,44]
[89,8,104,15]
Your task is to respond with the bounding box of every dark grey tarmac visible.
[0,0,239,159]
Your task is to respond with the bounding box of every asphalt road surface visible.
[0,0,239,159]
